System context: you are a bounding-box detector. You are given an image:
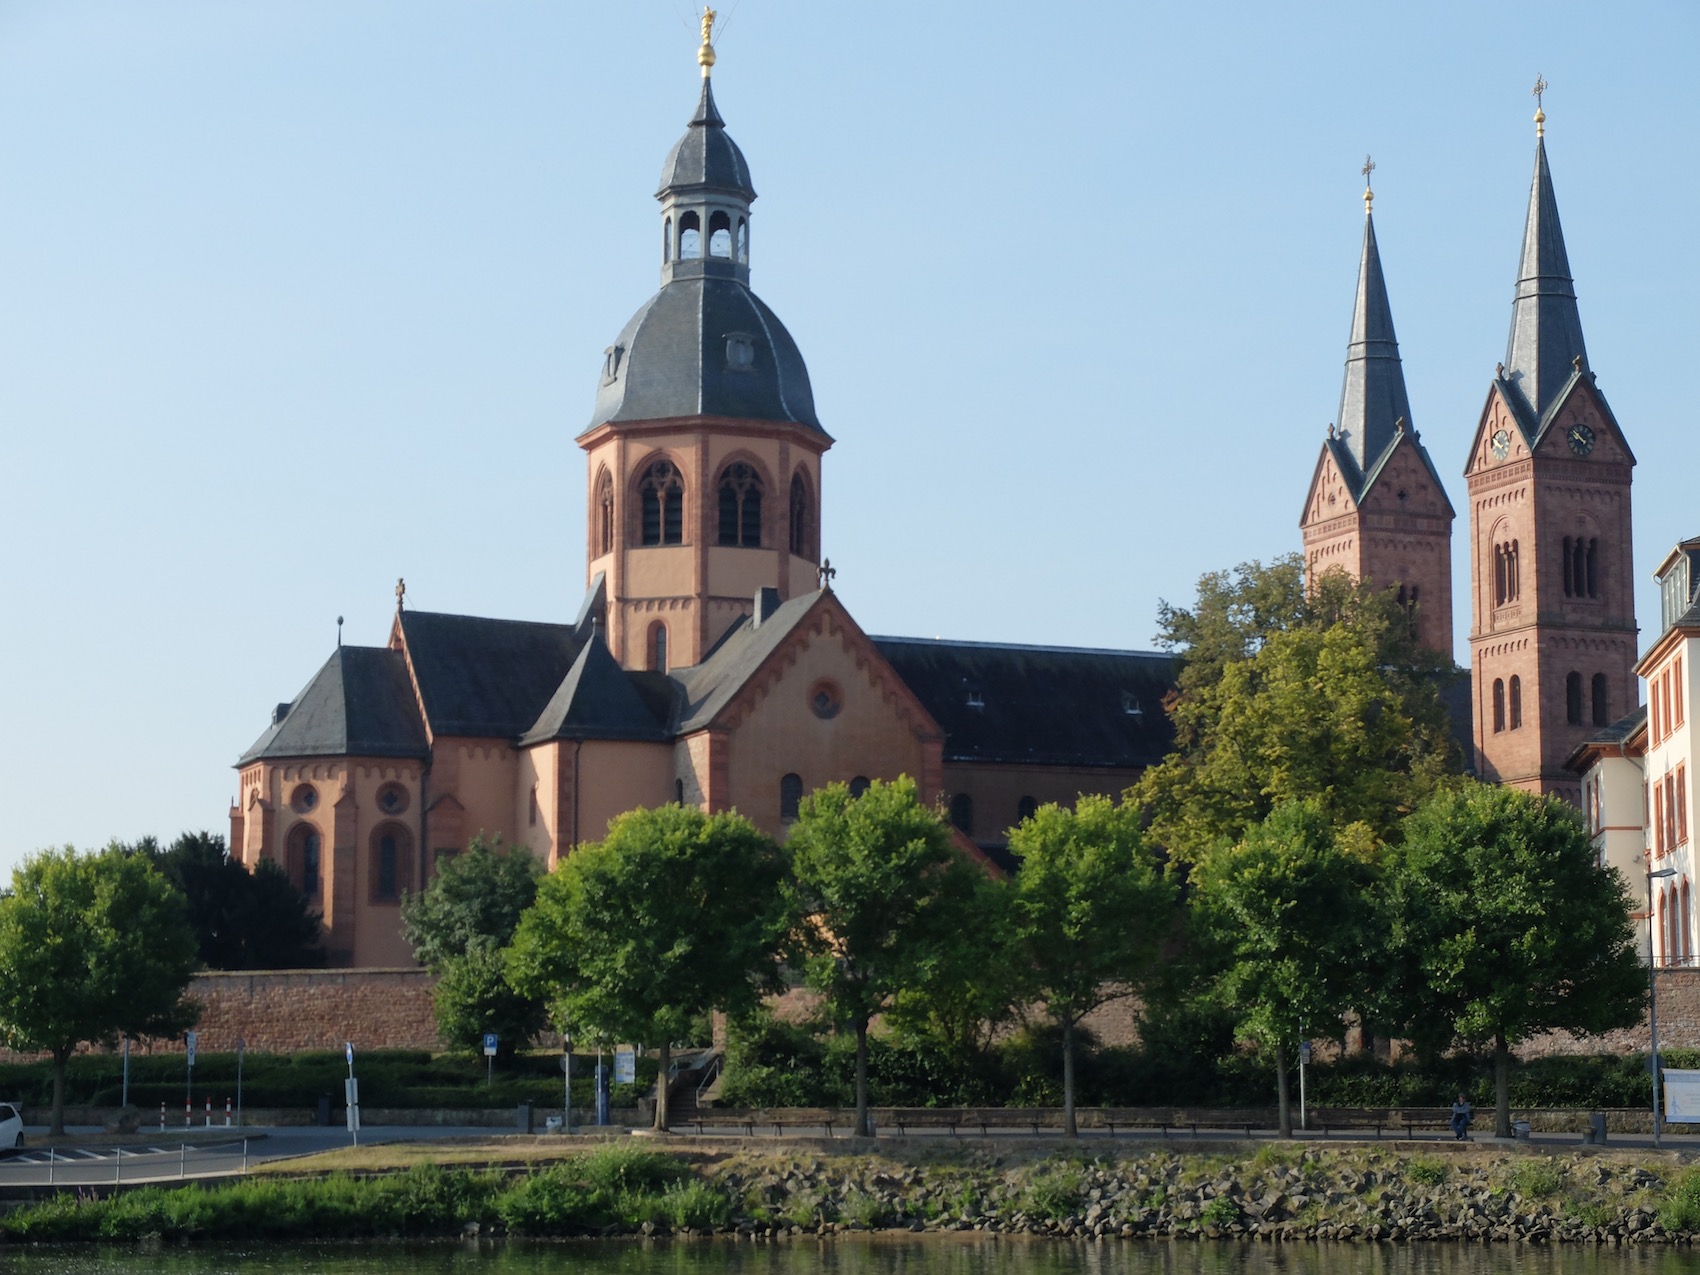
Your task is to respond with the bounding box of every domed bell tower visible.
[578,8,832,673]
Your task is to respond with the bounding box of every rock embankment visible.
[707,1146,1700,1245]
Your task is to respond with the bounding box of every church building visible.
[228,21,1173,967]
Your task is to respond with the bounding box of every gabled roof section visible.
[872,637,1175,769]
[673,590,828,733]
[398,610,585,738]
[1502,136,1589,422]
[1564,704,1648,774]
[1335,211,1414,478]
[520,631,672,745]
[1357,427,1458,518]
[239,646,428,765]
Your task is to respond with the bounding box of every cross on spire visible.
[1362,154,1376,214]
[1532,74,1548,136]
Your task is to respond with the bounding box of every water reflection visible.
[3,1238,1694,1275]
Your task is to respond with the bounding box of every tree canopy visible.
[402,836,544,1058]
[507,805,789,1131]
[1134,556,1462,864]
[0,847,201,1133]
[1384,781,1645,1136]
[1006,795,1178,1135]
[1188,799,1383,1135]
[786,776,986,1137]
[132,832,323,970]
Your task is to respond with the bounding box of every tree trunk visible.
[1275,1039,1292,1138]
[1062,1016,1078,1138]
[50,1048,68,1138]
[854,1017,871,1138]
[653,1040,671,1133]
[1494,1033,1511,1139]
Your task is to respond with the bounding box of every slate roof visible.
[1502,136,1589,423]
[519,634,673,745]
[1336,211,1414,479]
[586,276,823,434]
[239,646,428,764]
[659,77,754,199]
[673,590,827,733]
[398,611,586,738]
[871,637,1175,769]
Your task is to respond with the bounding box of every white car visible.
[0,1103,23,1149]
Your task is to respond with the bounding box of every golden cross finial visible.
[697,6,717,77]
[1362,154,1375,214]
[1532,74,1548,136]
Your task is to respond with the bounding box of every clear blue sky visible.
[2,1,1695,871]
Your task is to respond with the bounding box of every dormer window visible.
[602,345,624,385]
[965,684,984,710]
[1121,691,1142,717]
[725,334,756,371]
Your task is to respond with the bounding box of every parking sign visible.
[484,1033,499,1057]
[185,1031,197,1067]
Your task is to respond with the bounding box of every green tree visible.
[134,832,323,970]
[1006,795,1178,1135]
[1134,557,1461,865]
[786,776,985,1137]
[507,806,788,1131]
[1189,799,1382,1136]
[0,847,201,1134]
[401,836,544,1058]
[1385,782,1646,1137]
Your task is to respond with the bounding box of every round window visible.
[809,681,843,720]
[289,784,318,814]
[376,783,410,815]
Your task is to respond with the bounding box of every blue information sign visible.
[484,1033,499,1057]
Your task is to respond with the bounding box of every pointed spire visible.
[1335,176,1414,476]
[1503,88,1588,418]
[690,74,726,129]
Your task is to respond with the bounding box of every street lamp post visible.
[1649,863,1677,1149]
[563,1030,573,1136]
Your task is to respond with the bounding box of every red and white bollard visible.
[184,1098,191,1128]
[204,1097,212,1128]
[159,1102,166,1131]
[224,1097,232,1128]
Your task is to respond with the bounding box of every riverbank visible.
[8,1141,1700,1245]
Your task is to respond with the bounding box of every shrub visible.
[1405,1157,1448,1186]
[1021,1164,1086,1218]
[1200,1196,1242,1228]
[1508,1159,1562,1198]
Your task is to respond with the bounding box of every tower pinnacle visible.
[1532,74,1547,137]
[698,6,717,77]
[1362,154,1376,215]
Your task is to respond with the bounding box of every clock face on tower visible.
[1567,423,1596,456]
[1491,429,1511,461]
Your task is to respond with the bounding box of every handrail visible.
[696,1055,721,1105]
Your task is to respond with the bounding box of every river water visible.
[3,1239,1696,1275]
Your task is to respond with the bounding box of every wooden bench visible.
[888,1109,964,1137]
[688,1108,843,1137]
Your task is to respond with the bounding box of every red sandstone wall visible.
[0,969,441,1061]
[1516,969,1699,1059]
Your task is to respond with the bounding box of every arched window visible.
[662,216,672,263]
[788,472,813,558]
[679,211,701,260]
[1017,796,1038,823]
[849,776,870,798]
[286,823,321,898]
[780,773,803,823]
[1566,672,1583,725]
[736,218,748,262]
[950,793,974,836]
[1684,881,1694,965]
[370,824,413,903]
[1492,679,1506,733]
[717,463,763,547]
[1509,675,1523,730]
[1493,540,1520,605]
[649,622,667,673]
[1586,538,1600,598]
[673,779,685,805]
[639,460,684,546]
[1592,673,1610,727]
[708,210,732,258]
[596,469,614,556]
